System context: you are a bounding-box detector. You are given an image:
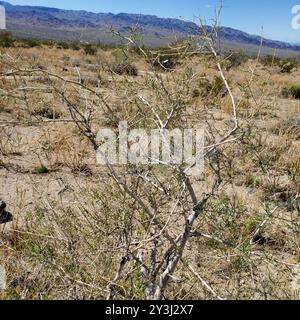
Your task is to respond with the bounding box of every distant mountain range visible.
[1,1,300,55]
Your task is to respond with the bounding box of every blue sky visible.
[5,0,300,43]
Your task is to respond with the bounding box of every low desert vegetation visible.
[83,44,98,56]
[0,20,299,301]
[282,84,300,99]
[111,61,138,76]
[0,31,14,48]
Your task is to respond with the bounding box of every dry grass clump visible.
[224,50,250,70]
[32,126,93,174]
[280,116,300,140]
[30,103,63,119]
[192,75,228,100]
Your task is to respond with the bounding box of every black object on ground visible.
[0,200,13,224]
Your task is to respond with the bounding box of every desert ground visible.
[0,36,300,300]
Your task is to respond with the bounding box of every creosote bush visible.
[280,62,295,73]
[193,75,228,99]
[279,116,300,140]
[70,41,81,51]
[282,84,300,99]
[0,31,14,48]
[34,165,49,174]
[261,55,297,73]
[83,44,97,55]
[111,61,138,76]
[56,41,70,50]
[225,50,249,70]
[31,103,62,119]
[21,38,41,48]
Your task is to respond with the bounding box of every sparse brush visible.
[70,41,81,51]
[194,75,228,99]
[279,116,300,139]
[56,41,70,50]
[261,55,297,73]
[83,44,97,55]
[282,84,300,99]
[280,62,295,73]
[111,61,138,76]
[20,39,41,48]
[34,165,49,174]
[1,24,300,301]
[0,31,14,48]
[225,50,249,70]
[31,104,62,119]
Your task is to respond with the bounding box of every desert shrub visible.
[260,55,284,67]
[280,61,295,73]
[41,39,55,47]
[80,76,100,87]
[211,75,228,97]
[62,54,70,62]
[261,55,296,73]
[111,61,138,76]
[203,194,256,246]
[0,31,14,48]
[0,96,12,114]
[31,104,62,119]
[195,75,228,98]
[56,41,70,50]
[225,50,249,69]
[34,165,49,174]
[112,48,129,62]
[22,39,41,48]
[70,41,81,51]
[151,53,180,71]
[279,116,300,140]
[282,84,300,99]
[2,30,299,300]
[83,44,97,55]
[97,43,117,51]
